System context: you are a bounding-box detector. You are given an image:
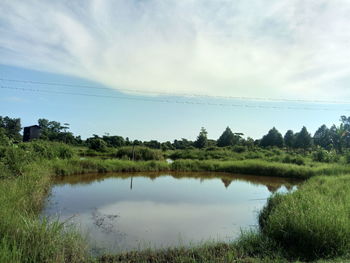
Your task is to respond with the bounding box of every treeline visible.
[1,115,350,153]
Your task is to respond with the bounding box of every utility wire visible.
[0,77,348,104]
[1,85,350,112]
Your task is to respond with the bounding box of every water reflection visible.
[43,172,301,254]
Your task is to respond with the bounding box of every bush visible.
[0,146,30,176]
[0,128,11,147]
[282,155,305,166]
[87,138,107,152]
[344,151,350,164]
[312,149,339,163]
[115,146,164,161]
[232,145,247,153]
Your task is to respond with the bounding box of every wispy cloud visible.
[1,0,350,100]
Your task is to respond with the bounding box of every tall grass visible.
[0,164,87,263]
[259,175,350,260]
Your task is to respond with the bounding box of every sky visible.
[1,0,350,141]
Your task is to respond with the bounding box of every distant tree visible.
[284,130,295,148]
[0,127,11,146]
[260,127,284,148]
[144,140,161,149]
[86,137,107,152]
[329,124,346,153]
[194,127,208,148]
[294,126,312,149]
[340,116,350,148]
[38,118,80,144]
[102,135,125,147]
[161,141,174,151]
[243,137,255,149]
[0,116,22,141]
[313,125,332,150]
[132,140,143,146]
[173,138,193,149]
[217,127,242,147]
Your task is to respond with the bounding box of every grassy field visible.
[1,141,350,262]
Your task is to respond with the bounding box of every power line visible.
[1,85,349,112]
[0,77,348,104]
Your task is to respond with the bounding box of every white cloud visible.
[1,0,350,100]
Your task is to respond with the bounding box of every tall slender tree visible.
[313,125,332,150]
[260,127,284,147]
[217,127,235,147]
[194,127,208,148]
[284,130,295,148]
[294,126,312,149]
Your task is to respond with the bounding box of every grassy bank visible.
[259,175,350,260]
[0,164,87,263]
[46,157,350,180]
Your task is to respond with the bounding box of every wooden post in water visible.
[130,142,135,190]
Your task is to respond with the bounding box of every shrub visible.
[115,146,164,161]
[282,155,305,166]
[87,138,107,152]
[232,145,246,153]
[344,151,350,164]
[312,149,339,163]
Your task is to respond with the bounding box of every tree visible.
[0,127,11,146]
[294,126,312,149]
[340,116,350,148]
[284,130,295,148]
[38,118,80,144]
[161,141,174,151]
[313,125,332,150]
[86,136,107,152]
[173,138,193,149]
[260,127,284,148]
[217,127,242,147]
[0,116,21,141]
[144,140,161,149]
[329,124,346,153]
[102,135,125,147]
[194,127,208,148]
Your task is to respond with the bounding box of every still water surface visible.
[42,172,300,253]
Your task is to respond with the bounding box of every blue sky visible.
[1,0,350,141]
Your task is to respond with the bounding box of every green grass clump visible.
[259,175,350,260]
[49,158,170,176]
[0,165,87,263]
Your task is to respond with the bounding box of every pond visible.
[42,172,300,254]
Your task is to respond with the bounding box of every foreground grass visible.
[259,175,350,261]
[0,164,87,263]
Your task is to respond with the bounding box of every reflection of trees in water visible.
[220,176,299,193]
[55,172,301,193]
[266,185,280,193]
[221,178,232,188]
